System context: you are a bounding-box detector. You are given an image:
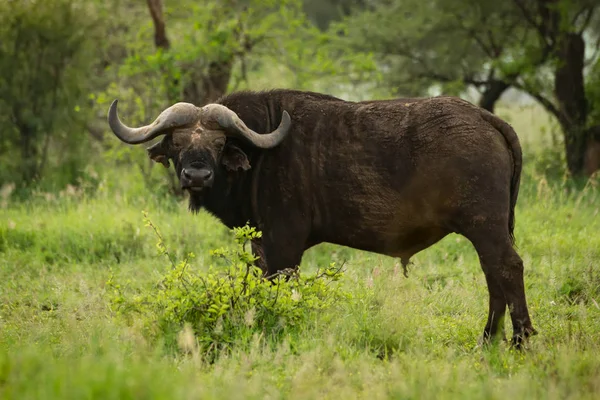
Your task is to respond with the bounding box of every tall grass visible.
[1,104,599,399]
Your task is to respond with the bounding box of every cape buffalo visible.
[107,89,536,346]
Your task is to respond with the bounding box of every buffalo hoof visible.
[481,319,508,348]
[480,331,507,348]
[510,327,538,350]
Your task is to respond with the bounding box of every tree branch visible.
[586,35,600,66]
[387,41,505,91]
[513,81,561,120]
[485,29,503,58]
[512,0,544,35]
[575,5,597,34]
[512,0,555,49]
[146,0,170,49]
[449,11,496,58]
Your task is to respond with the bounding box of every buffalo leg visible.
[481,267,507,343]
[250,235,302,280]
[465,227,536,348]
[251,237,268,274]
[256,215,310,277]
[260,229,307,278]
[262,241,304,278]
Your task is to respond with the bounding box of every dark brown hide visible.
[109,89,536,347]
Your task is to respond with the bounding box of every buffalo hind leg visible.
[465,226,536,348]
[482,271,507,344]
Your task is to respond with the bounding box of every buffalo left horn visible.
[200,104,292,149]
[108,100,200,144]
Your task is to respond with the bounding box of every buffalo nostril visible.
[181,168,212,184]
[199,169,212,180]
[182,169,193,180]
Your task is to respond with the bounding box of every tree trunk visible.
[583,125,600,176]
[146,0,170,50]
[478,80,510,113]
[561,123,590,177]
[18,122,38,184]
[553,32,589,176]
[145,0,231,106]
[182,60,233,106]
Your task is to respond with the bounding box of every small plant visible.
[106,211,349,360]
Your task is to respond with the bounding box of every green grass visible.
[1,106,600,399]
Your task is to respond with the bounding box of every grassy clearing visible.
[1,106,600,399]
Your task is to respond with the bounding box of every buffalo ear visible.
[221,144,251,172]
[146,140,170,168]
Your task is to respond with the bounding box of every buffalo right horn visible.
[107,100,200,144]
[200,104,292,149]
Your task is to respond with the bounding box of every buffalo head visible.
[107,100,291,193]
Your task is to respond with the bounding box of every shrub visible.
[0,0,100,188]
[107,212,349,360]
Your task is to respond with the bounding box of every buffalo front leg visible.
[260,227,307,278]
[251,237,268,274]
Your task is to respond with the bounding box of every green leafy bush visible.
[107,212,350,359]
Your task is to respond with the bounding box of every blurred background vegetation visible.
[0,0,599,198]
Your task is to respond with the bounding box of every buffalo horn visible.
[107,100,200,144]
[202,104,291,149]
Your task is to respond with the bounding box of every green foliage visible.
[96,0,314,104]
[332,0,512,96]
[0,0,100,188]
[107,213,349,359]
[303,0,365,30]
